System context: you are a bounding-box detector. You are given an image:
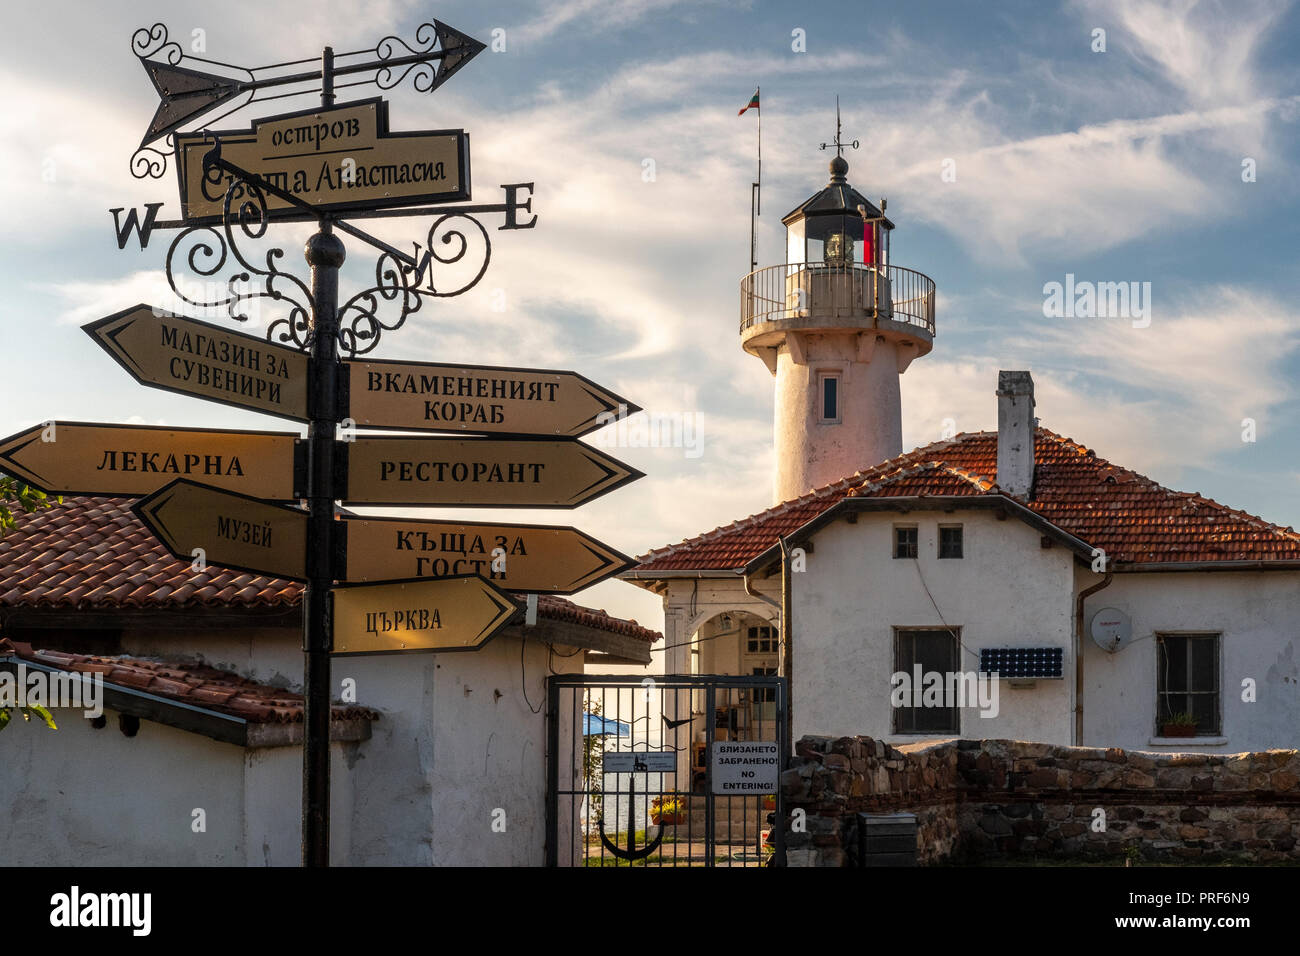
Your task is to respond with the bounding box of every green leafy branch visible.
[0,474,59,537]
[0,474,61,732]
[0,705,57,733]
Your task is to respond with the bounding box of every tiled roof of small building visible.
[633,428,1300,573]
[0,496,660,643]
[0,637,377,724]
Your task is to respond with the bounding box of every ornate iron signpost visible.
[15,19,646,867]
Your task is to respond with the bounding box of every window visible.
[939,525,963,559]
[1156,633,1221,734]
[894,526,918,559]
[751,666,778,703]
[819,373,840,423]
[746,625,776,655]
[894,628,960,734]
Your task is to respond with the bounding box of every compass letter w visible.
[110,203,165,250]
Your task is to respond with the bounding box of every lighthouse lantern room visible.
[740,130,936,504]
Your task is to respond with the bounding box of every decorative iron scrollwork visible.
[337,250,423,357]
[131,22,182,64]
[162,146,495,358]
[164,172,316,350]
[374,22,440,92]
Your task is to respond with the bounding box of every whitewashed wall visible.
[0,707,354,865]
[1079,568,1300,753]
[0,628,582,866]
[791,509,1076,745]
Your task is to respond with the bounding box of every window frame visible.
[893,626,962,735]
[817,371,841,424]
[744,623,777,657]
[938,524,964,559]
[893,524,919,560]
[1155,631,1222,736]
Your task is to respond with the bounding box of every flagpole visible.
[749,86,760,275]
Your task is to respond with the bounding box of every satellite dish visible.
[1090,607,1131,653]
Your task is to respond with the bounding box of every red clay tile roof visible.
[0,496,660,642]
[535,594,661,643]
[0,495,299,610]
[0,637,377,724]
[633,428,1300,573]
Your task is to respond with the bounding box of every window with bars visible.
[938,524,963,559]
[894,526,918,559]
[1156,633,1220,735]
[894,628,960,734]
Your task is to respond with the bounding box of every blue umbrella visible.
[583,712,629,737]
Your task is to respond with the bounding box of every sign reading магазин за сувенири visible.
[173,97,469,223]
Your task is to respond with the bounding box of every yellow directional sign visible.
[343,358,639,437]
[331,575,521,656]
[84,305,310,422]
[341,436,641,508]
[341,516,632,594]
[0,422,300,501]
[174,98,469,223]
[134,479,308,581]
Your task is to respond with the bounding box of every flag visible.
[738,89,759,115]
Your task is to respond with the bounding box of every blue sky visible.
[3,0,1299,635]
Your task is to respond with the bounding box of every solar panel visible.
[979,646,1063,679]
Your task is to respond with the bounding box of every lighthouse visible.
[740,147,936,503]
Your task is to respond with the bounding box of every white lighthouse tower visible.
[740,145,935,503]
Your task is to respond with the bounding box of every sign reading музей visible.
[174,98,469,222]
[133,481,522,655]
[132,479,631,595]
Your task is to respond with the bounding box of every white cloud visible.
[903,286,1300,480]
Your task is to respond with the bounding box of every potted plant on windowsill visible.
[650,795,686,826]
[1160,712,1198,738]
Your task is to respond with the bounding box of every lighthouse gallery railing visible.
[740,262,936,336]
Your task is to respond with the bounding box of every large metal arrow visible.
[139,19,485,147]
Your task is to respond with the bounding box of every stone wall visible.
[783,736,1300,866]
[782,735,961,866]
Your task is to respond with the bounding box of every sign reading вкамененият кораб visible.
[711,741,779,795]
[174,98,469,223]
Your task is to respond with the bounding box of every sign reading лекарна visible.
[711,741,779,795]
[174,98,469,223]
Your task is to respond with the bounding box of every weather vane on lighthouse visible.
[819,96,859,157]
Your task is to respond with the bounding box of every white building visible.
[623,156,1300,755]
[0,495,658,865]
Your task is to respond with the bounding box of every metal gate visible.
[546,674,789,867]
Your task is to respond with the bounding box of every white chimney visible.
[996,370,1036,498]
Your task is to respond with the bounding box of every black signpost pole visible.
[302,47,342,868]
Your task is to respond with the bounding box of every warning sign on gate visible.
[711,741,779,795]
[603,751,676,774]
